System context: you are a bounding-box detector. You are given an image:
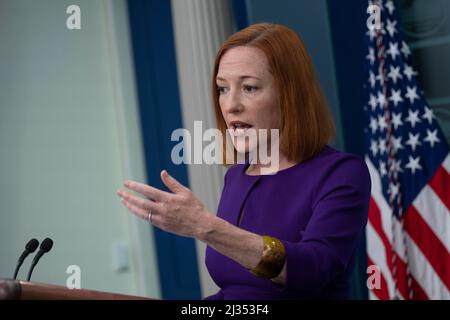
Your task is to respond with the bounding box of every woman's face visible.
[216,46,280,154]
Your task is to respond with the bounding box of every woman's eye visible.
[217,86,228,94]
[243,85,258,93]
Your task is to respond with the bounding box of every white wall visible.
[0,0,160,298]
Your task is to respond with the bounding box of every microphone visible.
[13,239,39,279]
[26,238,54,282]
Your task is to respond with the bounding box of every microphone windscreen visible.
[40,238,53,252]
[25,239,39,253]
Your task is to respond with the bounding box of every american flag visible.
[364,0,450,299]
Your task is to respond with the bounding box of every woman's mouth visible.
[229,121,254,136]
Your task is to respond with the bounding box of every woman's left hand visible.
[116,170,211,238]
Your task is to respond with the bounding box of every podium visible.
[0,278,152,300]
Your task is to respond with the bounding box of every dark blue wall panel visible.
[327,0,369,300]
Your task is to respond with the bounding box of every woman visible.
[116,23,371,299]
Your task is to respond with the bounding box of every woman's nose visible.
[223,89,244,114]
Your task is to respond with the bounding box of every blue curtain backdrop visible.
[127,0,202,299]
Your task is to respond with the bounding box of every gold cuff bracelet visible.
[249,235,286,279]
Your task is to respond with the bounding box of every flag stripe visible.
[390,214,438,299]
[366,157,393,241]
[368,198,393,271]
[390,238,429,300]
[428,165,450,211]
[366,221,396,298]
[442,153,450,174]
[368,290,380,300]
[404,205,450,290]
[367,255,390,299]
[367,158,407,261]
[413,185,450,252]
[404,232,450,299]
[410,277,429,300]
[368,197,409,298]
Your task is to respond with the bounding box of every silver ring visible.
[148,211,152,223]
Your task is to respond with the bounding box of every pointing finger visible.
[123,180,171,202]
[116,190,161,214]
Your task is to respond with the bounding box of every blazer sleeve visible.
[280,155,371,293]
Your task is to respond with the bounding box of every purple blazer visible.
[204,146,371,300]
